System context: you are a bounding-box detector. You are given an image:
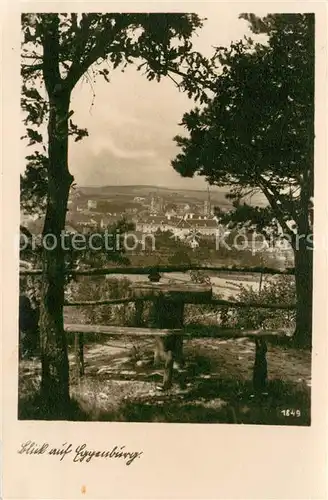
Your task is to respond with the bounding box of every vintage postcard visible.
[2,1,328,498]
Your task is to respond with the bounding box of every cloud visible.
[70,139,211,190]
[91,137,157,160]
[24,8,267,191]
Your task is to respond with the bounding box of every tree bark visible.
[293,236,313,348]
[292,141,313,348]
[260,170,313,348]
[39,86,73,417]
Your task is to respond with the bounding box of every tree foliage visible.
[21,12,211,213]
[20,12,217,412]
[172,13,314,345]
[172,14,314,242]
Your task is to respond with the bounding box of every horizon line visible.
[77,184,226,191]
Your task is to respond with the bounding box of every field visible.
[18,334,311,425]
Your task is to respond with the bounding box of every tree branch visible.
[259,175,298,223]
[65,14,93,89]
[257,177,295,240]
[168,66,217,93]
[42,15,62,94]
[167,73,181,88]
[22,63,43,76]
[65,17,126,90]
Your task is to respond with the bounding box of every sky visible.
[24,6,269,191]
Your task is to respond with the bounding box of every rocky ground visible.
[19,335,311,425]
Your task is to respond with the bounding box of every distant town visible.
[68,185,221,249]
[21,184,294,269]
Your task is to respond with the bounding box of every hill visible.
[78,185,266,207]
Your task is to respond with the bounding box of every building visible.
[87,199,97,210]
[99,214,124,229]
[185,217,218,236]
[136,216,168,233]
[188,236,200,250]
[165,209,177,219]
[65,223,78,234]
[71,213,99,233]
[150,194,164,213]
[135,212,219,238]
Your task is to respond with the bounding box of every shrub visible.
[184,270,222,325]
[68,277,134,326]
[226,275,296,330]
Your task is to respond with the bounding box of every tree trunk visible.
[39,88,73,417]
[293,238,313,348]
[292,142,313,348]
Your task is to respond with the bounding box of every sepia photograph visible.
[18,8,315,427]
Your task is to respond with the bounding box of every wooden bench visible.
[130,281,213,388]
[65,323,291,393]
[21,264,295,392]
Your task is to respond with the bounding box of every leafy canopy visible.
[172,14,314,238]
[21,13,208,213]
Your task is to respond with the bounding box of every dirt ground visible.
[19,335,311,425]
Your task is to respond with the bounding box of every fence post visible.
[79,333,85,376]
[74,332,85,378]
[259,272,263,293]
[134,299,144,327]
[253,338,267,393]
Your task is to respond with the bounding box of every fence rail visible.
[20,264,295,277]
[66,322,291,391]
[64,296,295,310]
[20,262,296,392]
[22,263,296,310]
[65,323,291,339]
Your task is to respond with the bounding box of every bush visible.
[184,270,222,325]
[226,275,296,330]
[168,250,192,266]
[68,277,134,326]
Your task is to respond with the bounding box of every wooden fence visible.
[20,264,295,392]
[20,263,295,277]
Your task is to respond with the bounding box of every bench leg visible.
[163,350,174,390]
[134,300,144,327]
[174,335,185,368]
[253,338,268,393]
[150,298,185,389]
[153,338,162,366]
[154,335,184,365]
[75,333,85,378]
